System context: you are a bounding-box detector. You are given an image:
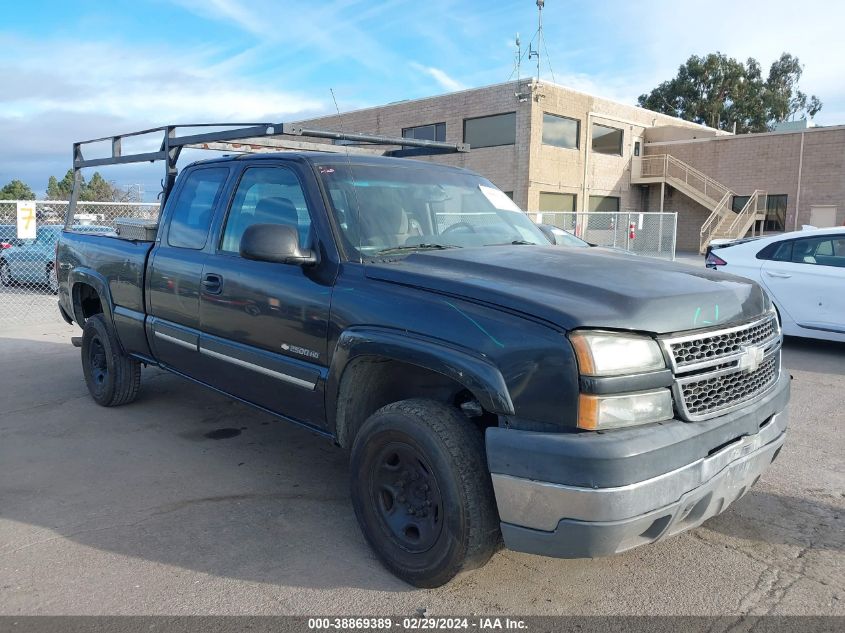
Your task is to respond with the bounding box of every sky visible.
[1,0,842,200]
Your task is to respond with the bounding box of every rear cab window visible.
[167,167,229,249]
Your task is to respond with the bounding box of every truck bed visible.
[57,231,155,354]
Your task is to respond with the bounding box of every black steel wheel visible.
[370,441,444,554]
[81,314,141,407]
[350,399,500,587]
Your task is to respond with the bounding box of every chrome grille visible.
[677,353,779,418]
[661,313,782,421]
[669,316,777,369]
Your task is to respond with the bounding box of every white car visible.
[705,227,845,342]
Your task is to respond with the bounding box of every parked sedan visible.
[705,227,845,342]
[0,224,20,249]
[0,224,113,294]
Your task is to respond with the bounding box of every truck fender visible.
[68,266,116,331]
[326,327,515,440]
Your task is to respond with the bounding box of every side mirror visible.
[239,223,317,266]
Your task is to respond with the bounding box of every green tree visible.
[46,169,80,200]
[638,52,823,133]
[45,170,123,202]
[82,172,119,202]
[0,179,36,200]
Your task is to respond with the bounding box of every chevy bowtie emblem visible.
[738,345,764,372]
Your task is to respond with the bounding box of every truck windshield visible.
[317,163,549,259]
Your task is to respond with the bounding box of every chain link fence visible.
[531,211,678,260]
[0,201,160,326]
[1,202,677,328]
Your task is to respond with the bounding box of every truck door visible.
[147,166,230,377]
[198,164,333,427]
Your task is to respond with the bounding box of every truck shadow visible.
[0,337,410,592]
[1,336,842,594]
[700,488,844,555]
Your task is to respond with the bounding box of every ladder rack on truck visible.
[65,122,470,229]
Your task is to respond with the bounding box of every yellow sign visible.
[16,201,37,240]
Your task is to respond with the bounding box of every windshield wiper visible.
[485,240,540,246]
[374,243,461,256]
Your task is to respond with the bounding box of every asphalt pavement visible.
[0,319,842,616]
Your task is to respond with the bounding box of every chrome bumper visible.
[494,409,787,558]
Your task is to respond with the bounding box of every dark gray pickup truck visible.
[56,124,789,587]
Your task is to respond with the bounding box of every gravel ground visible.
[0,319,842,616]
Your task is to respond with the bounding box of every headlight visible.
[569,331,666,376]
[577,389,674,430]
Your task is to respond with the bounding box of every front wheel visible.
[349,399,500,587]
[81,314,141,406]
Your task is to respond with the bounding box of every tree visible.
[45,170,124,202]
[0,179,36,200]
[46,169,80,200]
[82,172,119,202]
[638,52,823,133]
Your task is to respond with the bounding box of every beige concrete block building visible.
[296,80,845,253]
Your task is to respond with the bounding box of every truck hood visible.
[365,246,768,334]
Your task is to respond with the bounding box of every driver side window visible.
[221,166,312,255]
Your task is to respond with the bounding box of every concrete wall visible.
[646,126,845,230]
[294,80,713,213]
[527,81,709,212]
[294,82,533,208]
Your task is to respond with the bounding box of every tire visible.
[46,264,59,295]
[349,398,500,587]
[81,314,141,407]
[0,260,11,286]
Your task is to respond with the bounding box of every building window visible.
[591,123,623,155]
[463,112,516,148]
[766,194,787,232]
[542,113,579,149]
[732,195,751,212]
[402,122,446,142]
[539,192,576,212]
[588,195,620,212]
[503,191,514,200]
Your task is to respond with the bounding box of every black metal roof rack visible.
[66,122,470,227]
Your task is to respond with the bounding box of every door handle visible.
[202,273,223,294]
[765,271,792,279]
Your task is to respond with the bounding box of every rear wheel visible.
[81,314,141,406]
[349,399,500,587]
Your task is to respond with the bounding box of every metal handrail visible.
[727,190,767,234]
[639,154,733,206]
[699,191,733,252]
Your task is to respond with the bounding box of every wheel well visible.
[73,282,104,324]
[334,356,497,448]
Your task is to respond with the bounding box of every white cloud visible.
[0,35,328,196]
[615,0,845,124]
[410,63,466,92]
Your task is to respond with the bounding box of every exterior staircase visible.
[632,154,766,253]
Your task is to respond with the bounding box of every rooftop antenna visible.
[514,33,529,102]
[528,0,544,80]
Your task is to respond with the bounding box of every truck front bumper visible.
[486,373,789,558]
